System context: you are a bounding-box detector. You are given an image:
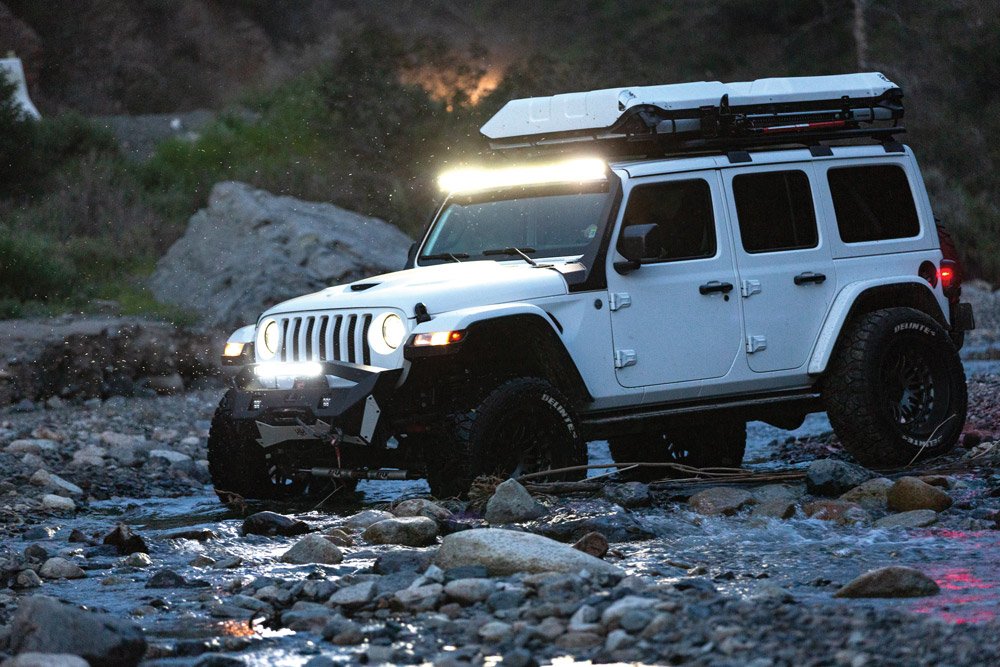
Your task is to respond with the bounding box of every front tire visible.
[426,377,586,499]
[823,307,967,467]
[608,416,746,481]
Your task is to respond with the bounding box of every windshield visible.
[420,184,611,263]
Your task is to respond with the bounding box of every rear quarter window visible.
[827,165,920,243]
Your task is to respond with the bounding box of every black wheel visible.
[426,377,586,499]
[823,307,967,467]
[607,416,746,481]
[207,390,312,500]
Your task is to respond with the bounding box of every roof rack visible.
[481,73,904,158]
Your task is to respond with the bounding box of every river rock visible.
[280,534,344,565]
[526,499,652,542]
[150,181,413,328]
[328,581,376,607]
[834,566,940,598]
[41,494,76,511]
[751,484,805,503]
[572,531,609,558]
[435,528,623,576]
[391,498,453,521]
[363,517,438,547]
[374,549,435,574]
[341,509,395,531]
[443,577,496,604]
[393,583,443,611]
[887,477,953,512]
[750,498,796,520]
[601,482,651,508]
[14,569,43,588]
[875,509,939,529]
[148,449,192,465]
[805,459,876,496]
[804,500,871,525]
[123,552,153,567]
[242,511,311,537]
[39,557,85,579]
[31,469,84,495]
[689,487,755,516]
[103,523,149,554]
[484,479,547,524]
[9,596,145,665]
[8,439,57,454]
[2,653,89,667]
[602,595,657,627]
[839,477,894,510]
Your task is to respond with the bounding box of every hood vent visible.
[350,282,379,292]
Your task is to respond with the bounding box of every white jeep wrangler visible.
[209,73,975,499]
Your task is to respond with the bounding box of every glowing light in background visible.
[399,65,504,111]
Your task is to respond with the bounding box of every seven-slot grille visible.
[275,313,373,365]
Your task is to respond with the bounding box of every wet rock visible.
[393,583,443,611]
[834,566,940,598]
[485,479,547,524]
[602,595,657,627]
[5,654,87,667]
[9,595,146,666]
[373,549,435,574]
[874,509,939,529]
[887,477,953,512]
[478,620,512,643]
[363,516,438,547]
[23,526,57,540]
[41,494,76,512]
[242,511,311,537]
[30,470,83,496]
[839,477,894,510]
[435,528,623,576]
[601,482,651,508]
[123,552,153,567]
[149,449,192,465]
[751,483,805,503]
[805,459,876,496]
[103,523,149,555]
[328,581,376,607]
[918,474,954,488]
[341,509,394,531]
[213,556,243,569]
[280,534,344,565]
[750,499,796,520]
[14,569,43,588]
[606,628,632,652]
[281,601,334,631]
[162,528,217,541]
[443,577,496,604]
[439,517,489,535]
[526,499,652,542]
[571,531,609,558]
[145,569,188,588]
[39,557,85,579]
[392,498,453,521]
[804,500,871,525]
[689,487,755,516]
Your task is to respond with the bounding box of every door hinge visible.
[741,279,761,298]
[609,292,631,311]
[746,335,767,354]
[614,349,637,369]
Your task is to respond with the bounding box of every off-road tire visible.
[207,390,320,500]
[426,377,586,499]
[607,417,746,481]
[823,307,967,467]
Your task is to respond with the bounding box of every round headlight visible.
[258,320,280,360]
[381,313,406,350]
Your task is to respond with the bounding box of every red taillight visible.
[939,260,957,290]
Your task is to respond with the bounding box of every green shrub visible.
[0,225,77,302]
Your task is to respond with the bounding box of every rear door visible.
[607,171,743,388]
[722,164,836,373]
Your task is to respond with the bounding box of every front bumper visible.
[230,361,402,446]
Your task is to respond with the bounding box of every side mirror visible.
[615,223,661,273]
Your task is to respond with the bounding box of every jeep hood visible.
[260,260,570,320]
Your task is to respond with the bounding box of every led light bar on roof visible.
[438,157,607,194]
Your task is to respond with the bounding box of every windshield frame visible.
[415,176,622,276]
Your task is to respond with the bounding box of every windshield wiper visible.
[482,246,538,266]
[419,252,469,263]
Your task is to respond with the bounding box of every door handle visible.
[794,271,827,285]
[699,280,734,295]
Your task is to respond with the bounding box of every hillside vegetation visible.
[0,0,997,318]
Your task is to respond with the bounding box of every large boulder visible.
[435,528,623,576]
[150,181,413,328]
[9,595,146,666]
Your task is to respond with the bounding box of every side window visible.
[621,179,716,262]
[827,165,920,243]
[732,170,818,253]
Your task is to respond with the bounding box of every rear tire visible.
[608,416,746,481]
[426,377,586,499]
[823,307,967,467]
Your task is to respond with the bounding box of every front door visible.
[721,164,837,373]
[607,171,743,388]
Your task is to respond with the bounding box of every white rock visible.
[180,436,201,447]
[328,581,376,607]
[393,583,442,611]
[484,479,546,524]
[41,494,76,512]
[601,595,657,626]
[123,552,153,568]
[391,498,452,521]
[435,529,623,577]
[39,557,85,579]
[149,449,192,464]
[363,517,438,547]
[42,473,83,496]
[341,509,395,531]
[280,534,344,565]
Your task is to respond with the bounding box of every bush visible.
[0,225,77,302]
